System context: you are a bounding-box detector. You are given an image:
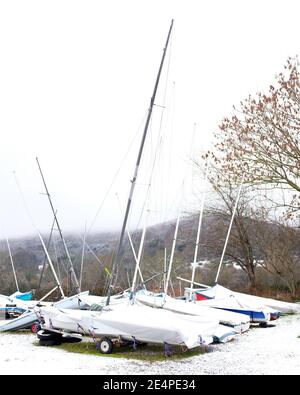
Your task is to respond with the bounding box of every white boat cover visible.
[77,293,124,308]
[0,309,37,331]
[0,294,11,307]
[191,284,279,322]
[234,289,300,314]
[0,294,28,316]
[0,291,90,332]
[135,291,250,333]
[38,303,219,348]
[10,291,33,301]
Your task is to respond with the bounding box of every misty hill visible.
[0,213,220,270]
[1,212,297,298]
[0,213,221,294]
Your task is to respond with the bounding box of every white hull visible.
[135,292,250,333]
[38,303,219,349]
[0,310,37,331]
[188,285,279,323]
[0,292,90,332]
[233,291,300,314]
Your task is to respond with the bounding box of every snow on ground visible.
[0,314,299,375]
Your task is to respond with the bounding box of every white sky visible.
[0,0,299,238]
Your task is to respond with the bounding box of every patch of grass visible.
[2,329,33,335]
[34,339,213,362]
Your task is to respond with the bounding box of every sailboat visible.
[183,176,282,323]
[0,237,34,320]
[37,302,218,350]
[135,291,250,334]
[37,20,237,352]
[187,284,281,322]
[0,293,27,320]
[134,160,250,334]
[0,163,94,332]
[0,229,89,332]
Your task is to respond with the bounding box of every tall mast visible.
[164,204,182,299]
[215,174,245,284]
[106,19,174,305]
[37,230,65,299]
[13,170,65,299]
[189,160,210,300]
[79,221,87,292]
[36,157,80,294]
[6,238,19,292]
[36,211,57,295]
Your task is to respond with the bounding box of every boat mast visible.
[6,238,19,292]
[79,221,87,292]
[13,170,65,299]
[127,230,144,284]
[37,230,65,299]
[130,214,148,296]
[106,19,174,305]
[189,160,210,300]
[36,211,57,295]
[215,174,245,284]
[164,194,183,300]
[36,157,80,294]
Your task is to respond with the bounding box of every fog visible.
[0,0,299,239]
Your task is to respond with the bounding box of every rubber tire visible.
[37,330,62,341]
[98,337,113,354]
[138,342,148,347]
[259,322,268,328]
[61,336,82,344]
[39,339,62,347]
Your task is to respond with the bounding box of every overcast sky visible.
[0,0,299,239]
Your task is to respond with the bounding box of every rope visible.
[132,336,137,350]
[88,328,98,347]
[77,323,85,334]
[163,342,172,357]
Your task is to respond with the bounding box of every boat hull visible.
[38,304,218,349]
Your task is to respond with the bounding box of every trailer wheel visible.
[259,322,268,328]
[61,335,82,344]
[39,339,62,347]
[138,342,148,347]
[37,330,62,341]
[98,337,113,354]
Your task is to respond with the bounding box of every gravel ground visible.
[0,314,299,375]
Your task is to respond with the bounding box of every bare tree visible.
[254,220,300,297]
[203,166,258,290]
[207,57,300,214]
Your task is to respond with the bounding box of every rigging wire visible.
[65,112,149,289]
[87,111,148,235]
[36,212,57,295]
[162,81,176,225]
[79,221,87,291]
[13,171,65,298]
[134,31,174,233]
[6,237,19,292]
[52,237,62,285]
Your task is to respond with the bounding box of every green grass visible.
[34,339,213,362]
[1,329,33,335]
